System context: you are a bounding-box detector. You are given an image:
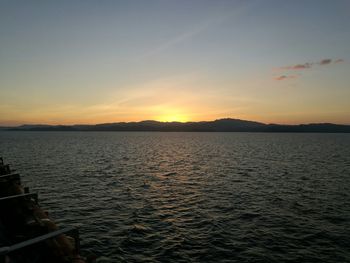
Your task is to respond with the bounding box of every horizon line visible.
[1,118,350,127]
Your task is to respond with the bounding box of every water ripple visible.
[1,132,350,262]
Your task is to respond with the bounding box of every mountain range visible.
[1,118,350,132]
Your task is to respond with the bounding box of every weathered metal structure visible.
[0,157,86,263]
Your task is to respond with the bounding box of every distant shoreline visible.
[1,118,350,133]
[1,131,350,134]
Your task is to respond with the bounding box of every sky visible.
[0,0,349,125]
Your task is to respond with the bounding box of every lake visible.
[1,132,349,262]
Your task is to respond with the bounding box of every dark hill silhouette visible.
[2,118,350,132]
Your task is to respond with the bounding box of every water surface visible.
[1,132,349,262]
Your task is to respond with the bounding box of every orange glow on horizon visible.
[156,115,189,123]
[1,105,350,126]
[154,108,190,123]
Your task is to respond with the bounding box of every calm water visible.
[1,132,350,262]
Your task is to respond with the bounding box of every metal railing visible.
[0,193,38,204]
[0,173,20,182]
[0,226,80,256]
[0,158,84,260]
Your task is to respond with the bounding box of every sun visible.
[157,113,189,123]
[158,115,188,122]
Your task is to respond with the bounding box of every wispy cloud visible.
[318,59,332,65]
[274,58,345,81]
[281,63,312,70]
[139,22,213,59]
[274,75,297,81]
[334,59,344,63]
[279,58,344,70]
[139,1,258,59]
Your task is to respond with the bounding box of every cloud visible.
[279,58,344,71]
[274,75,297,81]
[334,59,344,63]
[274,58,345,81]
[318,59,332,65]
[138,1,257,59]
[281,63,313,70]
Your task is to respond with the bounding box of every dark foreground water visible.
[1,132,350,262]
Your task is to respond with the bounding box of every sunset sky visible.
[1,0,349,126]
